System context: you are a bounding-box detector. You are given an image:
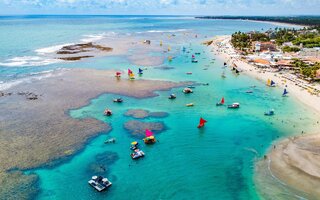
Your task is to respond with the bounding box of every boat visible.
[221,72,226,78]
[128,69,133,75]
[267,79,276,87]
[216,97,225,106]
[282,88,289,97]
[130,141,139,150]
[129,73,135,80]
[115,72,121,78]
[113,98,123,103]
[191,59,198,63]
[104,138,116,144]
[235,69,240,74]
[168,94,176,99]
[88,176,112,192]
[245,90,253,93]
[138,68,143,75]
[197,117,207,128]
[186,72,192,75]
[186,103,194,107]
[104,109,112,116]
[183,88,193,94]
[143,129,156,144]
[264,109,275,116]
[131,149,145,159]
[228,103,240,109]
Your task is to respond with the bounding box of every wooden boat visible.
[216,97,225,106]
[183,88,193,94]
[113,98,123,103]
[104,109,112,116]
[186,103,194,107]
[228,103,240,109]
[168,94,176,99]
[143,130,156,144]
[264,109,275,116]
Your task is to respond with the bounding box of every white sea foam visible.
[0,68,68,90]
[137,29,190,34]
[35,43,74,55]
[0,32,116,68]
[0,56,62,67]
[80,32,117,43]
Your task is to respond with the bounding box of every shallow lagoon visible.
[33,43,318,199]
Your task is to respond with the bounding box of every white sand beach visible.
[208,35,320,199]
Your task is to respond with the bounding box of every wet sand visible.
[0,68,191,199]
[255,134,320,200]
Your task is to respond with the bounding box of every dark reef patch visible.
[124,120,165,139]
[124,109,169,119]
[86,151,119,175]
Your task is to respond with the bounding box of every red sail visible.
[221,97,225,104]
[197,118,207,128]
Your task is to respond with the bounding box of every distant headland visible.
[196,16,320,26]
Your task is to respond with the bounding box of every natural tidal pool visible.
[32,44,319,200]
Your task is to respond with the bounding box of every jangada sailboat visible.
[216,97,225,106]
[197,117,207,128]
[282,88,289,97]
[143,129,156,144]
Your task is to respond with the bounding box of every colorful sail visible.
[221,97,225,104]
[138,68,143,74]
[271,80,275,86]
[267,79,271,86]
[128,69,133,75]
[192,54,195,59]
[197,118,207,128]
[116,72,121,76]
[146,129,153,137]
[283,88,288,96]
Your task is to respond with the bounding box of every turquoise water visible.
[1,16,318,199]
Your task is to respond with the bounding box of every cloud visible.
[0,0,319,15]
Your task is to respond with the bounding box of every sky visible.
[0,0,320,15]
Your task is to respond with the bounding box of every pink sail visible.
[128,69,133,75]
[145,129,153,137]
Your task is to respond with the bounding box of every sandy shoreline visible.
[210,35,320,114]
[0,68,191,199]
[209,35,320,199]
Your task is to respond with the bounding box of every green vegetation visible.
[251,32,270,42]
[282,46,300,52]
[196,16,320,26]
[292,59,320,79]
[231,31,251,51]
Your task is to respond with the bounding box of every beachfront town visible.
[213,26,320,96]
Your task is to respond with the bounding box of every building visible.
[252,41,277,52]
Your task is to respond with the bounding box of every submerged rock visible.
[124,109,168,119]
[57,42,113,55]
[57,56,94,61]
[124,120,165,139]
[86,151,119,175]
